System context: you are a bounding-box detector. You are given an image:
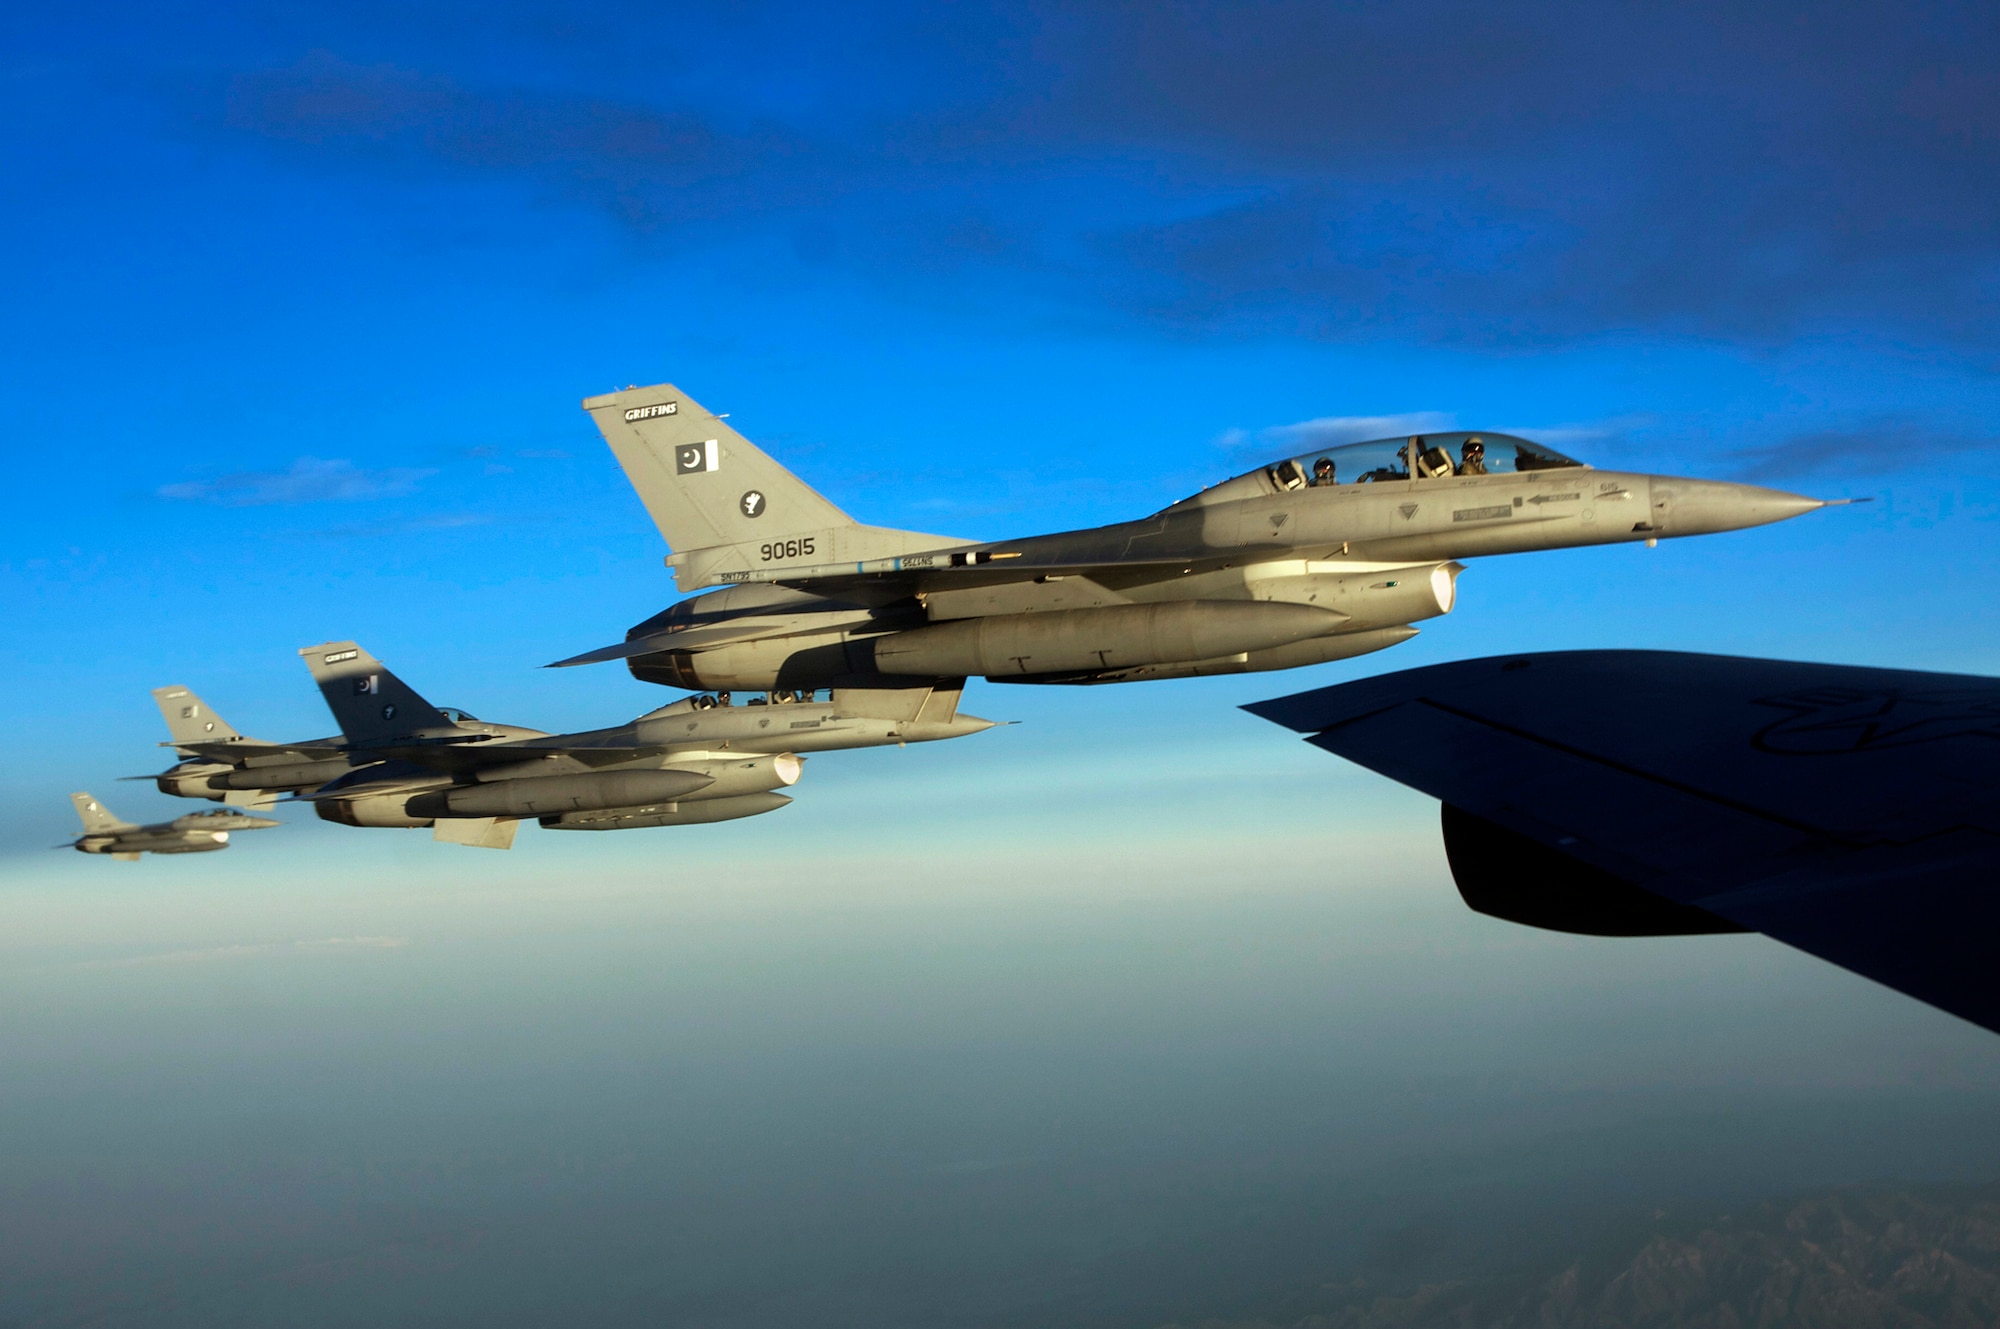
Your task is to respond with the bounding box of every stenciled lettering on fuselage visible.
[758,537,815,562]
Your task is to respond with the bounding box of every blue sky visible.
[3,3,1999,1322]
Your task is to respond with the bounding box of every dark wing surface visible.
[1245,651,2000,1033]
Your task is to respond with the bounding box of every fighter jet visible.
[552,382,1839,692]
[65,791,279,861]
[293,640,996,849]
[145,685,371,808]
[1245,652,2000,1034]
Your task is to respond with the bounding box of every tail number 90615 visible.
[760,538,815,562]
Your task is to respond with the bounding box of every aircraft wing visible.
[294,739,675,794]
[547,553,1248,668]
[1244,651,2000,1034]
[773,552,1243,596]
[459,738,672,767]
[359,740,671,773]
[547,619,862,668]
[165,739,348,761]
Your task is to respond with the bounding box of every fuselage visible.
[615,444,1824,692]
[74,808,280,857]
[308,691,995,829]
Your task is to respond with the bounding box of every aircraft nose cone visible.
[1734,484,1826,523]
[1656,479,1827,535]
[242,816,282,829]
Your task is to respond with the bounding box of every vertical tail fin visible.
[581,381,963,590]
[71,792,131,833]
[298,641,452,745]
[152,686,245,746]
[582,383,854,555]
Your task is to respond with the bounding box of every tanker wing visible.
[1246,650,2000,1035]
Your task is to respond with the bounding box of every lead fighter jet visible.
[554,382,1839,691]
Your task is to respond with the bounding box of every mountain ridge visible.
[1155,1182,2000,1329]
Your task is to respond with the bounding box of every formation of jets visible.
[70,379,1835,857]
[72,642,992,856]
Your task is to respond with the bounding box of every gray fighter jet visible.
[66,791,279,861]
[294,640,995,849]
[555,383,1840,691]
[145,685,369,808]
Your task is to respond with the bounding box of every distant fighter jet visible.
[66,791,279,861]
[553,383,1840,691]
[293,641,996,849]
[1245,652,2000,1035]
[146,685,369,808]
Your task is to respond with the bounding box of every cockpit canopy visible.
[439,707,480,723]
[1165,432,1584,512]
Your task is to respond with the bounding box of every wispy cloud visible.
[183,6,2000,351]
[288,512,495,540]
[81,936,411,970]
[1725,424,1949,482]
[215,51,832,232]
[1498,421,1637,450]
[1219,412,1455,457]
[158,457,435,506]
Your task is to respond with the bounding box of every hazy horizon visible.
[4,2,1999,1323]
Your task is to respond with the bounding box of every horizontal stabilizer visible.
[548,638,666,669]
[548,609,884,668]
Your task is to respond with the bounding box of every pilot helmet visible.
[1462,437,1485,458]
[1312,457,1334,475]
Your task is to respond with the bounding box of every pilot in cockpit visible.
[1413,436,1455,479]
[1309,457,1336,486]
[1459,437,1488,475]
